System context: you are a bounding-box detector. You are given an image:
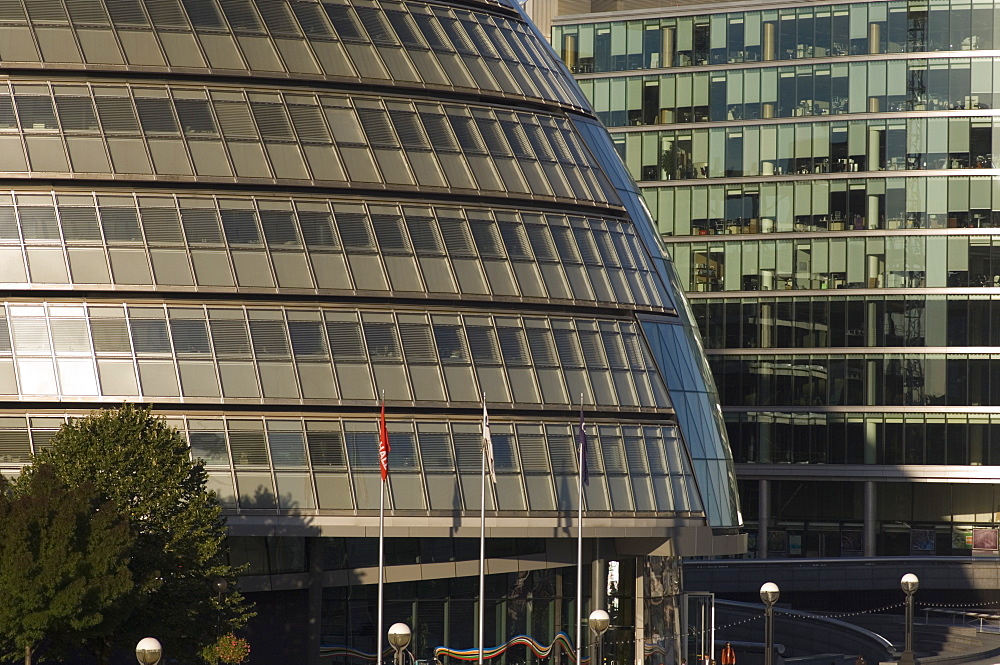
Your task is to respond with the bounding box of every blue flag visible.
[578,404,589,486]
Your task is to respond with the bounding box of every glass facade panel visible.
[558,0,1000,560]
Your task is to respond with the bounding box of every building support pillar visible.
[758,479,769,559]
[308,537,324,665]
[634,556,645,665]
[592,540,606,612]
[864,480,876,557]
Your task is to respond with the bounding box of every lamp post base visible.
[898,650,919,665]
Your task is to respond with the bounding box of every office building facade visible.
[551,0,1000,560]
[0,0,741,662]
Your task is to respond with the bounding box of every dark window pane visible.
[249,320,290,358]
[260,210,301,246]
[323,4,364,41]
[221,209,261,245]
[130,319,171,353]
[170,319,212,355]
[182,0,225,29]
[59,207,102,241]
[175,99,218,136]
[135,98,179,134]
[219,0,263,32]
[100,207,142,243]
[105,0,148,25]
[16,96,58,130]
[181,209,224,244]
[95,98,139,133]
[55,97,99,131]
[298,210,339,248]
[19,207,60,240]
[289,321,329,359]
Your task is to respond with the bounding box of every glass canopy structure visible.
[0,0,742,662]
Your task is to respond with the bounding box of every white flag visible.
[482,401,497,485]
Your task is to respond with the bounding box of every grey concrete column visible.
[864,480,876,557]
[555,567,564,665]
[634,556,645,665]
[758,479,769,559]
[308,537,324,665]
[592,539,606,611]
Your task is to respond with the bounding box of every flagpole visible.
[377,391,387,665]
[576,393,585,665]
[377,469,385,665]
[479,392,487,665]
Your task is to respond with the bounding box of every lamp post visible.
[135,638,162,665]
[589,609,611,665]
[759,582,780,665]
[899,573,920,665]
[388,622,412,665]
[213,576,228,637]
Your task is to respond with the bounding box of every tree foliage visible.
[22,404,254,663]
[0,465,133,665]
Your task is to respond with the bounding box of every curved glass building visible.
[552,0,1000,561]
[0,0,742,662]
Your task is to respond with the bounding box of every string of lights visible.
[710,599,1000,635]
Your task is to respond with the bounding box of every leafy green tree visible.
[23,404,254,664]
[0,465,133,665]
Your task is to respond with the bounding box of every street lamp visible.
[759,582,780,665]
[388,622,412,665]
[135,638,162,665]
[589,609,611,665]
[899,573,920,665]
[213,576,228,636]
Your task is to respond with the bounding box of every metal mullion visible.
[35,306,64,398]
[279,307,312,402]
[114,0,170,66]
[115,304,147,400]
[487,107,533,196]
[326,417,359,512]
[161,194,201,283]
[74,8,130,62]
[398,416,434,509]
[163,87,206,181]
[387,205,430,295]
[350,98,405,187]
[18,202,73,285]
[228,303,266,403]
[206,194,245,290]
[258,417,283,515]
[503,315,544,406]
[392,311,439,405]
[66,85,116,174]
[201,98,245,182]
[445,421,470,507]
[232,90,275,179]
[10,0,44,63]
[46,0,87,59]
[195,303,229,404]
[3,83,32,179]
[294,416,327,513]
[472,315,504,396]
[526,318,571,404]
[349,308,382,404]
[115,86,159,176]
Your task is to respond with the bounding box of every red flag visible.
[378,400,390,481]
